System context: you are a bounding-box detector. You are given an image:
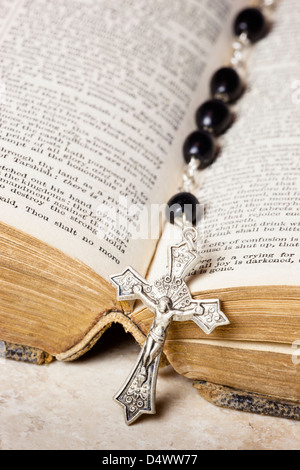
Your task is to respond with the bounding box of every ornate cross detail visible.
[110,228,229,425]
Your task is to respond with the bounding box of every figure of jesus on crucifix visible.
[111,228,229,425]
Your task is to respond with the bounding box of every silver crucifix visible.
[110,227,229,425]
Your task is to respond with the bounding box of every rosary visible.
[110,3,274,425]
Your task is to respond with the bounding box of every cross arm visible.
[110,267,157,311]
[191,299,229,334]
[171,299,229,335]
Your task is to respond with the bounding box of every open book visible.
[1,0,300,416]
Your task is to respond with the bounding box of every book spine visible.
[194,380,300,420]
[1,341,53,365]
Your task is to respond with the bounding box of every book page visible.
[149,0,300,291]
[0,0,247,281]
[0,0,20,31]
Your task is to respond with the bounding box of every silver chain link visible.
[259,0,277,8]
[178,157,199,193]
[230,32,250,68]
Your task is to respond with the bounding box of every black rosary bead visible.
[234,7,267,43]
[183,129,216,169]
[166,192,200,226]
[210,66,244,103]
[195,99,232,136]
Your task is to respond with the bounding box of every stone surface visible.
[0,325,299,450]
